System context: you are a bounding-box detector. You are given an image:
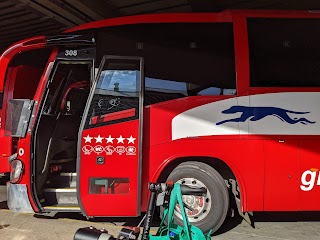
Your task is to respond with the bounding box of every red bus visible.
[3,10,320,233]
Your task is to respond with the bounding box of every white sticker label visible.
[301,169,320,191]
[18,148,24,156]
[82,135,137,156]
[65,50,78,56]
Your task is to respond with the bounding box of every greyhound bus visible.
[2,10,320,233]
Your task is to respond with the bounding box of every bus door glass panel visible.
[80,56,143,217]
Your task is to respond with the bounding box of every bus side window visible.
[248,18,320,87]
[96,22,236,106]
[142,23,236,104]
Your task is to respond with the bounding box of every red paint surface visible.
[65,12,232,33]
[0,65,43,174]
[0,36,46,92]
[299,140,320,210]
[91,108,136,125]
[0,36,46,174]
[15,49,58,212]
[264,140,299,210]
[80,120,140,216]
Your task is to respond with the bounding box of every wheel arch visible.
[151,155,247,212]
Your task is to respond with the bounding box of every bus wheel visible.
[163,161,229,234]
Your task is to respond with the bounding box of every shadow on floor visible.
[34,211,161,227]
[0,176,8,186]
[0,224,10,230]
[253,211,320,222]
[34,210,320,236]
[0,201,8,210]
[215,211,320,235]
[214,214,243,235]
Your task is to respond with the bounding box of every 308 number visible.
[65,50,78,56]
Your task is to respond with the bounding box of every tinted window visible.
[98,70,138,93]
[85,60,141,129]
[95,23,236,104]
[145,78,187,96]
[248,18,320,87]
[44,63,91,115]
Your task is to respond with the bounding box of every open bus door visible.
[0,64,44,176]
[0,37,47,178]
[78,56,144,217]
[0,35,94,177]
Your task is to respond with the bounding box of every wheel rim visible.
[175,178,212,223]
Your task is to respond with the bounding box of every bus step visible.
[44,187,78,205]
[47,172,77,188]
[43,204,80,212]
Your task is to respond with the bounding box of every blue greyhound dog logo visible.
[216,106,316,125]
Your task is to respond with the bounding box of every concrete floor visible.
[1,183,320,240]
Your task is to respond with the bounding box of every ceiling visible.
[1,0,320,52]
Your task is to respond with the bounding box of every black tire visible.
[161,161,229,234]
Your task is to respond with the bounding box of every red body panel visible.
[0,111,11,173]
[80,120,140,216]
[140,97,262,212]
[91,109,136,125]
[65,12,233,33]
[13,49,58,211]
[299,140,320,210]
[0,36,46,175]
[0,65,43,174]
[146,139,264,212]
[0,36,46,92]
[264,140,299,210]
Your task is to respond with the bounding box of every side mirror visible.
[5,99,34,137]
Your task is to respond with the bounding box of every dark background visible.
[2,0,320,52]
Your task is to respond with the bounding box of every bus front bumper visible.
[7,183,34,213]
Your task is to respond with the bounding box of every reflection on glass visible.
[145,78,236,96]
[96,70,139,97]
[89,178,130,194]
[84,60,141,129]
[145,77,187,95]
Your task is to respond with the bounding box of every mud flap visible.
[7,183,34,213]
[229,179,254,227]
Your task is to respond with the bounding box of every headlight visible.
[10,159,24,184]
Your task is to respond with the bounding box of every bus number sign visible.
[65,50,78,57]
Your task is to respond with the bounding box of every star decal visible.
[94,135,103,143]
[106,135,114,143]
[83,134,93,143]
[127,135,136,144]
[116,135,125,144]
